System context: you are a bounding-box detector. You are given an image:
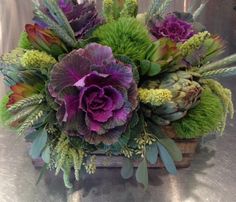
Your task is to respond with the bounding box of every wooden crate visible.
[32,138,199,169]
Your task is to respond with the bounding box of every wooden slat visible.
[32,139,199,169]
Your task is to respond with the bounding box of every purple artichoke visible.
[150,15,195,43]
[34,0,102,39]
[49,43,138,145]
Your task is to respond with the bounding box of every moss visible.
[18,32,32,49]
[0,95,11,125]
[173,88,224,138]
[93,17,152,62]
[203,79,234,134]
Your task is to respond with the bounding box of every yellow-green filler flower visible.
[138,88,172,106]
[180,31,211,56]
[1,48,25,65]
[21,50,57,70]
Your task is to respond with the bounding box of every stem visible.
[199,54,236,73]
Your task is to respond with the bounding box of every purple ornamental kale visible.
[58,0,73,13]
[34,0,102,39]
[48,43,138,145]
[150,15,195,43]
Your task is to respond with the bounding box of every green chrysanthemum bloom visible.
[21,50,57,70]
[18,32,32,49]
[138,88,172,106]
[93,17,152,61]
[180,31,211,56]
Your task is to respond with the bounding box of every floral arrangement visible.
[0,0,235,189]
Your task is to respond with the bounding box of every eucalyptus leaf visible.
[121,158,134,179]
[29,128,48,159]
[157,143,177,175]
[135,158,148,190]
[158,138,182,161]
[146,144,158,164]
[42,146,50,164]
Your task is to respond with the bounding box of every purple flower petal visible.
[103,86,124,110]
[89,109,113,123]
[74,71,110,87]
[64,95,80,122]
[85,115,106,134]
[150,14,195,42]
[50,50,91,95]
[77,43,115,66]
[48,43,138,145]
[101,63,133,88]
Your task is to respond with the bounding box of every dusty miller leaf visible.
[121,158,134,179]
[42,146,50,164]
[146,144,158,164]
[135,158,149,190]
[157,143,177,175]
[158,138,183,161]
[29,128,48,159]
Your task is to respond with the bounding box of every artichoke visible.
[141,70,202,125]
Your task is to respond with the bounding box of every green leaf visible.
[147,63,161,76]
[157,143,177,175]
[135,158,148,190]
[111,128,130,152]
[43,0,75,40]
[25,130,40,142]
[140,60,161,76]
[29,128,48,159]
[121,158,134,179]
[42,146,50,164]
[140,60,151,75]
[146,144,158,164]
[36,163,47,185]
[130,111,139,128]
[158,138,182,161]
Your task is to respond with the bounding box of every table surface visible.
[0,77,236,202]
